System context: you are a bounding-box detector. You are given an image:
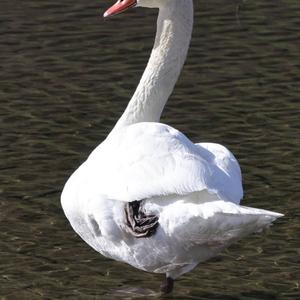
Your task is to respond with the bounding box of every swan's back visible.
[86,122,243,204]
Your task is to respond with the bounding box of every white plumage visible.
[61,122,281,279]
[61,0,283,291]
[88,123,243,203]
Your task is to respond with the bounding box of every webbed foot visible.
[160,277,174,294]
[125,200,159,238]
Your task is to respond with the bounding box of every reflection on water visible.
[0,0,299,299]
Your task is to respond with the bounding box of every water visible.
[0,0,299,299]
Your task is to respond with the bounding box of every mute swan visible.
[61,0,283,294]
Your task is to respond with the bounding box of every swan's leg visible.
[160,277,174,294]
[125,200,159,238]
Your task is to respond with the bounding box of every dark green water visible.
[0,0,299,299]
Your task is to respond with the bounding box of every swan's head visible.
[104,0,163,17]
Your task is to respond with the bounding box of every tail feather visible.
[158,200,283,248]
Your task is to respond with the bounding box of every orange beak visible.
[104,0,137,18]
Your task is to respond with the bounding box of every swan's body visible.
[61,0,282,292]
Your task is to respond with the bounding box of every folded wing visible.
[84,122,243,204]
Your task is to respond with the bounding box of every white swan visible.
[61,0,283,293]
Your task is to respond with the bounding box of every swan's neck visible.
[112,0,193,131]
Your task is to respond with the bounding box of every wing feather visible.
[79,122,243,203]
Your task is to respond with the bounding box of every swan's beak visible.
[104,0,137,18]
